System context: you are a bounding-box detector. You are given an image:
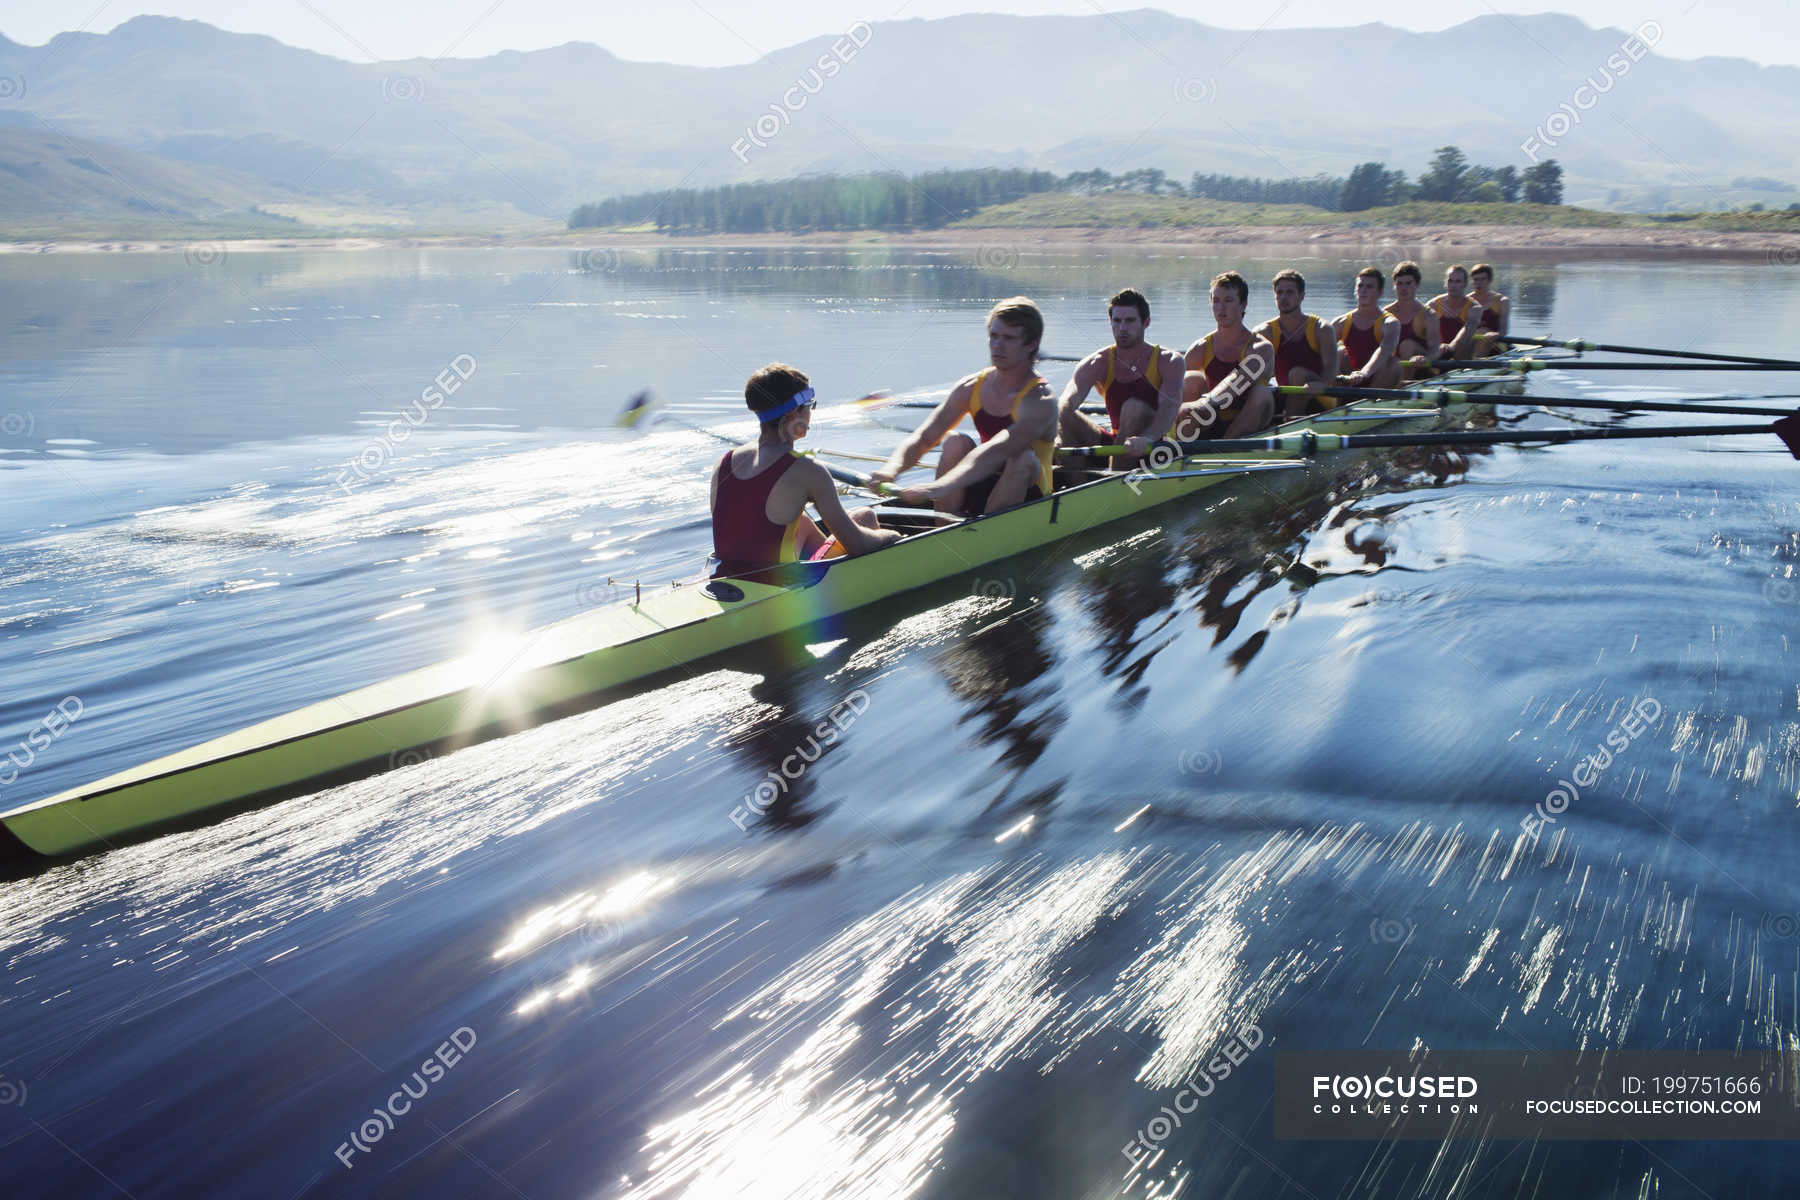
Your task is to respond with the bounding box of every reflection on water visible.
[3,248,1800,1198]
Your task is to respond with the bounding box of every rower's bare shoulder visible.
[1063,350,1104,385]
[939,373,981,408]
[788,453,837,494]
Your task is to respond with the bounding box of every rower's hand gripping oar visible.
[616,390,900,496]
[1501,335,1800,368]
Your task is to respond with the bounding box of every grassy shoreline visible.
[5,194,1798,259]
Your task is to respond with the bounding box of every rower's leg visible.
[983,451,1038,514]
[1283,367,1322,417]
[794,512,831,557]
[1116,397,1157,466]
[934,433,975,515]
[1396,340,1428,380]
[1058,408,1108,479]
[1368,360,1404,389]
[1222,384,1275,437]
[1174,397,1221,441]
[1061,405,1107,446]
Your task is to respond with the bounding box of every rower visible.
[1428,264,1485,362]
[711,363,899,579]
[1333,266,1403,389]
[1468,262,1511,356]
[871,296,1058,515]
[1384,260,1440,378]
[1058,287,1185,464]
[1259,268,1339,417]
[1178,271,1276,439]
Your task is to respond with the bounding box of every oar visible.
[882,398,1111,417]
[1502,335,1800,368]
[812,446,931,475]
[1280,384,1799,419]
[1084,413,1800,461]
[1435,358,1800,373]
[616,391,897,495]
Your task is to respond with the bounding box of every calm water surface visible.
[3,247,1800,1198]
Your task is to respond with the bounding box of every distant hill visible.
[0,12,1794,230]
[0,124,307,234]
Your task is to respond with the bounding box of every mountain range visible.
[0,11,1793,233]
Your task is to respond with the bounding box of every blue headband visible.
[757,386,815,423]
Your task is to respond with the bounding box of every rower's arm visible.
[870,380,970,483]
[1142,347,1185,441]
[799,461,900,555]
[1355,320,1401,384]
[1446,302,1481,359]
[1423,311,1442,359]
[1318,319,1340,380]
[1493,296,1511,336]
[1180,340,1208,404]
[1057,354,1103,418]
[911,384,1053,500]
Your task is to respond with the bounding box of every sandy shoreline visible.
[3,224,1796,260]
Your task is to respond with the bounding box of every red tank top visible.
[1434,297,1472,345]
[1189,334,1244,388]
[1340,312,1387,371]
[1261,316,1323,384]
[1387,304,1429,348]
[711,450,802,578]
[1100,345,1162,430]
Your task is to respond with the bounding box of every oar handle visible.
[826,462,899,495]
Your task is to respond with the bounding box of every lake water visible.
[3,245,1800,1198]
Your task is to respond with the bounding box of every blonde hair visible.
[988,296,1044,353]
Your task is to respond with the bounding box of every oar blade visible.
[1774,414,1800,460]
[617,388,660,430]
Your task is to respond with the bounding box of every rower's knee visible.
[1119,398,1154,436]
[937,434,975,475]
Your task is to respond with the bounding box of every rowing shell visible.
[2,365,1524,858]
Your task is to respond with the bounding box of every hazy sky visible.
[2,0,1791,69]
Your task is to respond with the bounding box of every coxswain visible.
[711,363,899,579]
[1259,268,1339,417]
[1177,271,1276,440]
[1058,287,1185,465]
[870,297,1059,515]
[1333,266,1402,389]
[1428,264,1485,362]
[1384,260,1440,378]
[1468,262,1511,356]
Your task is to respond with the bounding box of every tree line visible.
[1204,149,1564,211]
[568,169,1062,233]
[567,149,1565,232]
